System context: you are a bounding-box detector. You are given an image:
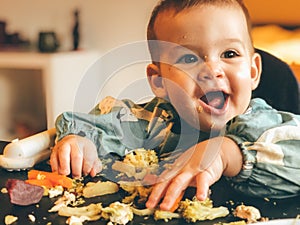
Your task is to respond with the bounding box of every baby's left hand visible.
[146,137,227,211]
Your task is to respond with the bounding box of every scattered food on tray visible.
[1,187,8,193]
[26,169,74,189]
[82,180,119,198]
[28,214,36,222]
[58,203,103,222]
[154,209,181,222]
[234,204,268,223]
[101,201,133,225]
[178,197,229,222]
[112,148,159,180]
[2,148,276,225]
[119,180,152,204]
[216,221,246,225]
[47,185,64,198]
[4,215,18,225]
[48,191,83,212]
[130,207,155,217]
[6,179,44,206]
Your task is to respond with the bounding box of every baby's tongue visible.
[203,92,225,109]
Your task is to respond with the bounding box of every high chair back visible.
[252,49,300,114]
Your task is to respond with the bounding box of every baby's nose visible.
[197,60,224,81]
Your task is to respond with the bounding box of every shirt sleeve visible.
[225,98,300,198]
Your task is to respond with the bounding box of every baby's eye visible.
[221,50,239,58]
[176,54,198,64]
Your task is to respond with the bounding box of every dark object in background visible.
[252,48,300,114]
[38,31,59,52]
[72,9,80,50]
[6,179,44,206]
[0,20,29,48]
[0,21,6,44]
[0,141,9,154]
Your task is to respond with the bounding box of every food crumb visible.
[1,187,8,194]
[234,205,261,223]
[215,221,246,225]
[5,215,18,225]
[28,214,36,222]
[227,200,235,206]
[264,197,270,202]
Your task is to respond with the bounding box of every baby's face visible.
[149,4,261,132]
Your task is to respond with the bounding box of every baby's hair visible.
[147,0,254,63]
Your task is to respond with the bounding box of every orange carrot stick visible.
[169,191,185,212]
[27,170,73,189]
[25,179,53,188]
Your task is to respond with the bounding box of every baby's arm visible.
[146,136,242,211]
[50,135,102,178]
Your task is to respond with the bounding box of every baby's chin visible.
[197,118,228,133]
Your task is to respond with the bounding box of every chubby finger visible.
[159,172,193,211]
[82,157,101,177]
[145,165,179,209]
[82,159,93,177]
[70,148,84,178]
[82,145,98,176]
[56,143,72,176]
[195,172,212,201]
[89,158,102,177]
[50,146,59,173]
[146,179,170,209]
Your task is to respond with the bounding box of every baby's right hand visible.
[50,135,102,178]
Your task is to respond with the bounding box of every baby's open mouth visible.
[200,91,228,110]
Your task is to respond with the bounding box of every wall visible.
[0,0,299,53]
[244,0,300,25]
[0,0,158,52]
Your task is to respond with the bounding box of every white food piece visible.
[1,187,8,193]
[0,128,56,170]
[66,215,91,225]
[112,148,158,180]
[82,181,119,198]
[3,128,56,158]
[102,201,133,225]
[48,191,76,212]
[48,186,64,198]
[154,210,181,222]
[28,214,36,222]
[58,203,102,219]
[234,204,261,223]
[4,215,18,225]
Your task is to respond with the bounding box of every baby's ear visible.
[147,63,168,98]
[250,52,262,90]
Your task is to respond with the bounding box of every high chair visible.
[253,48,300,114]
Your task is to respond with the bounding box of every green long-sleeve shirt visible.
[55,96,300,198]
[225,98,300,198]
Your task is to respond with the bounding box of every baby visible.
[50,0,300,212]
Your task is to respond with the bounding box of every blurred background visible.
[0,0,299,140]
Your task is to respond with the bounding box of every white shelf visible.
[0,51,100,130]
